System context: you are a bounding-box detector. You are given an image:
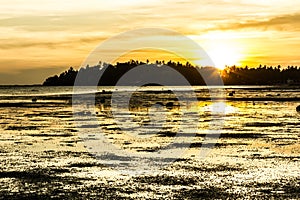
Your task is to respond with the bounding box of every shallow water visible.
[0,86,299,199]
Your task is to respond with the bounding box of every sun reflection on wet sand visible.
[0,86,299,198]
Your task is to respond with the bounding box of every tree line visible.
[43,61,300,86]
[222,64,300,85]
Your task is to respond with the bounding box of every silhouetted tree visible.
[43,61,300,86]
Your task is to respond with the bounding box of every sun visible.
[207,42,243,70]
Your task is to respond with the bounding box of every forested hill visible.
[43,61,300,86]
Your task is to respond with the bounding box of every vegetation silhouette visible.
[43,61,300,86]
[222,64,300,85]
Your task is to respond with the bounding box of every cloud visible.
[0,12,125,32]
[217,13,300,31]
[0,36,108,50]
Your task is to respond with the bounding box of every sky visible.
[1,0,300,84]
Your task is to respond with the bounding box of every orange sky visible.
[1,0,300,84]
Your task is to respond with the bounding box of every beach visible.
[0,85,299,199]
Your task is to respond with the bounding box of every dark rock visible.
[296,105,300,112]
[166,102,174,109]
[156,102,164,106]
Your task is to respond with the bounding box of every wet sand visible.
[0,87,299,199]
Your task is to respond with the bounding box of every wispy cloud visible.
[216,13,300,31]
[0,36,108,50]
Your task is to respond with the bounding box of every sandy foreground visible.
[0,88,299,199]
